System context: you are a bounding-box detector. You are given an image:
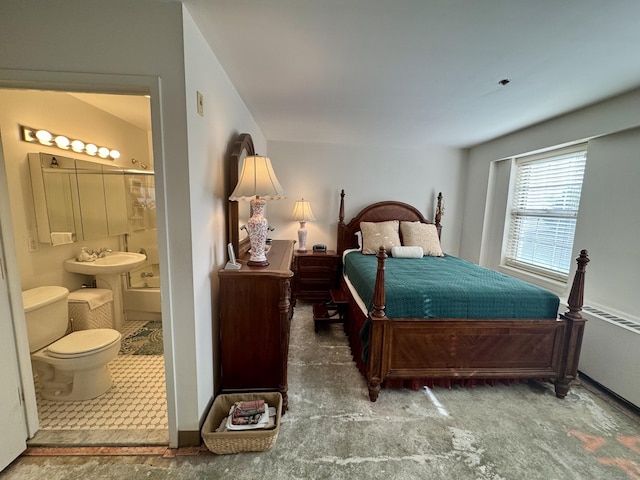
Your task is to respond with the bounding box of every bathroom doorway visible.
[0,87,168,446]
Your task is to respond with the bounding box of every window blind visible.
[505,146,587,281]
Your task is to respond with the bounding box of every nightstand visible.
[292,250,341,302]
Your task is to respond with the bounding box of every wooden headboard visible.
[336,189,443,255]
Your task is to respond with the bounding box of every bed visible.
[336,190,590,402]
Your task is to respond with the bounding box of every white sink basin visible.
[64,252,146,275]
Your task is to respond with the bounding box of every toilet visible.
[22,286,122,401]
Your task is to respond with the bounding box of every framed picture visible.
[225,242,241,270]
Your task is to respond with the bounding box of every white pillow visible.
[360,220,401,255]
[400,221,444,257]
[391,246,424,258]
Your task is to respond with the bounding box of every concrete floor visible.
[2,303,639,479]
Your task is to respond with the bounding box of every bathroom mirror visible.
[29,153,81,244]
[29,153,131,244]
[76,159,109,240]
[102,164,128,236]
[228,133,254,257]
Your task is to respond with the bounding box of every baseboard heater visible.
[582,305,640,333]
[578,305,640,408]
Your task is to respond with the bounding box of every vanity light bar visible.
[20,125,121,160]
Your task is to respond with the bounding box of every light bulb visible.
[98,147,110,158]
[35,130,53,145]
[109,150,121,160]
[85,143,98,155]
[54,135,70,149]
[71,140,85,152]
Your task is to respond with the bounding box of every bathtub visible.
[123,263,162,321]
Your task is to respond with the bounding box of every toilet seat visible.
[45,329,121,359]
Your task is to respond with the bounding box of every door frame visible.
[0,68,176,445]
[0,132,31,468]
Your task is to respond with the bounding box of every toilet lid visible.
[46,329,121,358]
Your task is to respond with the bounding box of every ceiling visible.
[68,92,151,131]
[182,0,640,149]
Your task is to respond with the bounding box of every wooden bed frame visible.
[336,190,590,402]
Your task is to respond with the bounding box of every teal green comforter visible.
[344,252,559,319]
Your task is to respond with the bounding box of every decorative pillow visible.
[400,221,444,257]
[391,246,424,258]
[360,220,401,255]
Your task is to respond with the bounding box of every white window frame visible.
[503,144,587,283]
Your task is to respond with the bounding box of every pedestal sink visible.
[64,252,146,331]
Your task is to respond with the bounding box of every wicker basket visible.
[201,392,282,454]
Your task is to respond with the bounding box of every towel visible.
[50,232,74,246]
[390,245,424,258]
[67,288,113,310]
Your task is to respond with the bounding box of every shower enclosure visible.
[122,170,161,321]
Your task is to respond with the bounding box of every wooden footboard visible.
[362,247,590,402]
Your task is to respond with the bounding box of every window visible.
[504,145,587,282]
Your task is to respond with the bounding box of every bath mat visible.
[119,320,163,355]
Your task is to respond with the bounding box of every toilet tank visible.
[22,286,70,353]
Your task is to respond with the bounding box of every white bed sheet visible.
[342,248,368,316]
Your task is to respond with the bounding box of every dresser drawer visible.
[298,256,339,270]
[298,276,335,289]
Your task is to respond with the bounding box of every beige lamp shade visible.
[229,155,286,201]
[229,154,285,266]
[291,199,316,222]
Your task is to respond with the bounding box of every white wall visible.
[576,129,640,317]
[461,88,640,316]
[266,141,467,256]
[181,5,266,429]
[460,89,640,404]
[0,0,265,447]
[462,88,640,262]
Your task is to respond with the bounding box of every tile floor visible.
[28,320,168,446]
[120,319,149,340]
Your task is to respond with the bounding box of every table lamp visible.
[292,199,316,252]
[229,155,286,266]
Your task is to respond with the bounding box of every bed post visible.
[367,246,388,402]
[555,249,590,399]
[337,189,346,254]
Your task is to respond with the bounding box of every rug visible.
[119,320,163,355]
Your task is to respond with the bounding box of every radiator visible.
[578,305,640,407]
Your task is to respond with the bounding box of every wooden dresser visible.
[218,240,295,411]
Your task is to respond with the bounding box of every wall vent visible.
[582,305,640,333]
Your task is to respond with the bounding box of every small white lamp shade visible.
[292,199,316,222]
[292,199,316,251]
